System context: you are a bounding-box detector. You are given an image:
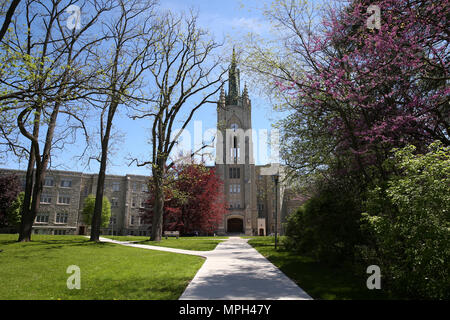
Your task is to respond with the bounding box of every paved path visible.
[98,236,312,300]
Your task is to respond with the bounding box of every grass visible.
[103,235,227,251]
[0,234,205,300]
[247,236,391,300]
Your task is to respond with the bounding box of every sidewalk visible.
[179,237,312,300]
[99,236,312,300]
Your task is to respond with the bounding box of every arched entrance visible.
[227,218,243,233]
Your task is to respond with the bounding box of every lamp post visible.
[274,174,279,250]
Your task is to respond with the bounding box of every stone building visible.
[0,169,151,236]
[214,49,304,235]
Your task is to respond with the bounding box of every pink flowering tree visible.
[245,0,449,182]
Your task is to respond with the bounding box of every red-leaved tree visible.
[141,163,226,236]
[0,174,20,227]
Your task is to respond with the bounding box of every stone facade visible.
[0,169,151,236]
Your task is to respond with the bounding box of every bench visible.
[164,231,180,239]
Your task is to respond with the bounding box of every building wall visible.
[0,169,151,236]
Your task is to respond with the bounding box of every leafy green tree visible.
[82,194,111,229]
[362,141,450,299]
[6,191,24,229]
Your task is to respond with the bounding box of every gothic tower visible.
[216,49,258,235]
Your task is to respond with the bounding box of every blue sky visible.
[2,0,290,176]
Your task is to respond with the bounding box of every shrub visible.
[284,185,363,265]
[82,194,111,228]
[361,141,450,299]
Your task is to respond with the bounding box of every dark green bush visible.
[284,186,363,265]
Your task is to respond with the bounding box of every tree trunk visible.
[18,108,40,242]
[17,141,35,242]
[150,172,164,241]
[90,145,108,242]
[90,104,116,242]
[18,102,60,242]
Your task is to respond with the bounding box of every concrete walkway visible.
[99,236,312,300]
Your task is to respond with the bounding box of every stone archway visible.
[227,217,243,233]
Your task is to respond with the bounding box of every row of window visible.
[40,194,71,205]
[106,181,149,192]
[131,197,147,208]
[109,215,147,226]
[229,167,241,179]
[229,203,241,209]
[130,216,144,226]
[131,182,149,193]
[229,184,241,193]
[40,194,148,208]
[35,212,68,224]
[34,229,68,235]
[43,178,149,193]
[44,177,73,188]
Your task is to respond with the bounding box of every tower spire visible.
[228,47,240,105]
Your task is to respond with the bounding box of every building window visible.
[55,213,68,224]
[132,196,137,208]
[230,135,240,163]
[111,198,119,208]
[60,179,72,188]
[54,229,66,235]
[229,167,240,179]
[44,177,54,187]
[130,216,135,225]
[141,183,148,192]
[112,181,120,192]
[58,195,70,205]
[40,194,52,204]
[229,184,241,193]
[140,199,146,208]
[36,213,49,223]
[110,215,117,225]
[132,182,138,192]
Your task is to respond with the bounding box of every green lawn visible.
[0,234,205,300]
[103,235,227,251]
[247,236,391,300]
